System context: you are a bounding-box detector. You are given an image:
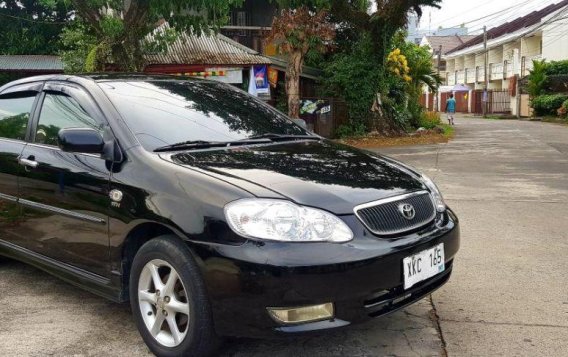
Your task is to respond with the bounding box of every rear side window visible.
[0,93,36,140]
[35,92,102,146]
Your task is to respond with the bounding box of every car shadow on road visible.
[0,259,443,356]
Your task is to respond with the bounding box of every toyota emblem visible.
[398,203,415,220]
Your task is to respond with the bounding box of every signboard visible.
[253,65,270,94]
[300,99,331,115]
[206,67,243,84]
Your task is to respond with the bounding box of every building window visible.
[236,11,247,27]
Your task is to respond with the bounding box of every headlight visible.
[421,174,446,212]
[224,199,353,243]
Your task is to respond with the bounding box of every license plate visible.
[403,243,445,290]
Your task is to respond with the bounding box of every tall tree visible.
[47,0,242,71]
[266,6,335,118]
[0,0,72,55]
[330,0,442,131]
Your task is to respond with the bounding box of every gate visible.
[473,90,511,114]
[441,92,468,113]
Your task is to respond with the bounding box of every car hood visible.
[164,140,425,214]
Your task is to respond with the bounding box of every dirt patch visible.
[336,132,451,148]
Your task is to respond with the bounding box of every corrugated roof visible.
[145,23,271,66]
[0,55,63,72]
[424,35,476,54]
[447,0,568,55]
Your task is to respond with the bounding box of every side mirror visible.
[292,118,307,129]
[58,128,105,154]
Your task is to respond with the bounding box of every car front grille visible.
[354,191,436,236]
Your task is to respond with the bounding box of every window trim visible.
[31,82,108,148]
[0,82,43,142]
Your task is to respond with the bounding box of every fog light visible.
[267,303,334,324]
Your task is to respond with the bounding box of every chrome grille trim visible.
[353,190,436,236]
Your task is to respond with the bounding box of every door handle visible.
[18,157,38,168]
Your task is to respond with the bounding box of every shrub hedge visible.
[531,94,568,116]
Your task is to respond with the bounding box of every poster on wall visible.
[268,66,279,88]
[253,65,270,94]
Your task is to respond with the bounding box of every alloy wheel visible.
[138,259,190,347]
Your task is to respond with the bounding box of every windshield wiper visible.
[245,133,321,141]
[154,134,321,152]
[153,139,272,152]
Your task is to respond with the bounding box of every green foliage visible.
[0,0,72,55]
[544,74,568,93]
[59,22,98,73]
[531,94,568,116]
[558,99,568,118]
[543,60,568,76]
[45,0,242,71]
[322,34,379,129]
[439,123,455,138]
[334,122,367,138]
[527,60,548,97]
[419,111,441,129]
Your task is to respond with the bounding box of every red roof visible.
[447,0,568,54]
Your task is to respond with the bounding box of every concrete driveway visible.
[1,117,567,356]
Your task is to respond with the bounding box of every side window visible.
[35,92,102,146]
[0,93,36,140]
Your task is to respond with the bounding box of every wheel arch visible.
[120,222,179,300]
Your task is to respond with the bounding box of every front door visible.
[16,83,111,277]
[0,85,40,250]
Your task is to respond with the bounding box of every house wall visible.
[542,19,568,61]
[446,59,455,73]
[521,35,542,58]
[453,56,462,70]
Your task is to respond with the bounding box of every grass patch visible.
[337,126,454,149]
[439,124,455,138]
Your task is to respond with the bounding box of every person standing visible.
[445,93,456,125]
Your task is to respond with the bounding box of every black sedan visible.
[0,74,459,357]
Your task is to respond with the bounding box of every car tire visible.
[129,235,219,357]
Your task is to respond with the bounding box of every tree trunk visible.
[286,51,303,118]
[370,92,404,135]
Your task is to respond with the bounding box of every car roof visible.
[0,73,205,93]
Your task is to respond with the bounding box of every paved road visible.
[1,117,567,356]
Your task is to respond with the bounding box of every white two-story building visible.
[443,0,568,116]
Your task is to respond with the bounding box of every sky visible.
[415,0,561,35]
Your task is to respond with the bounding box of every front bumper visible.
[193,209,460,338]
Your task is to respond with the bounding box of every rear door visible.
[16,82,111,277]
[0,84,41,249]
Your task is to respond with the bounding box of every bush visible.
[558,99,568,118]
[544,60,568,76]
[419,111,441,129]
[334,123,367,138]
[543,74,568,93]
[531,94,568,116]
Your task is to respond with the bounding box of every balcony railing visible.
[491,63,504,80]
[446,72,455,85]
[456,70,465,84]
[476,66,486,82]
[505,60,512,78]
[465,68,475,84]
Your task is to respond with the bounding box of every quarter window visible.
[0,93,36,140]
[36,92,102,146]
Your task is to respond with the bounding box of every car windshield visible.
[100,80,308,151]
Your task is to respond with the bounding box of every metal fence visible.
[472,90,511,114]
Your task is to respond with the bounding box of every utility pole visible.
[436,45,442,112]
[483,25,488,118]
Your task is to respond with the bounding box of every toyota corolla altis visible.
[0,74,459,357]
